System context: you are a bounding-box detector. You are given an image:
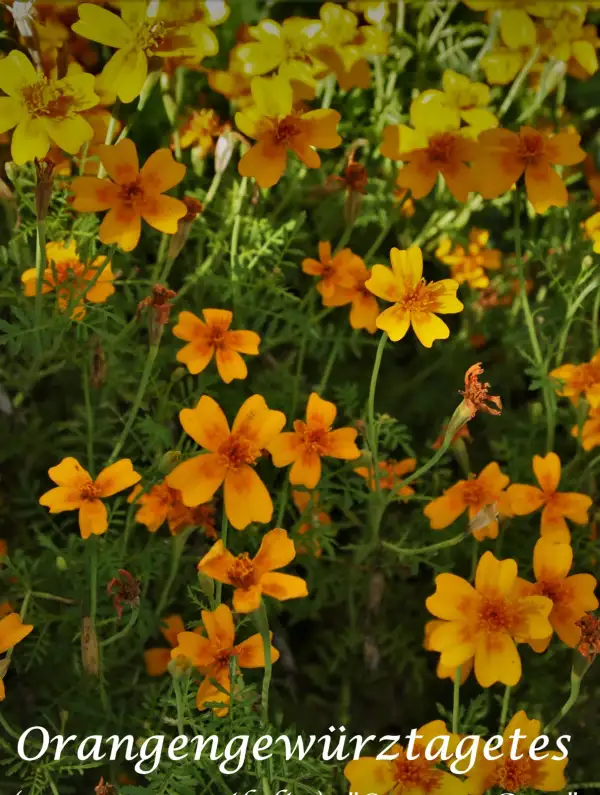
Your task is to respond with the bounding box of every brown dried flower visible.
[107,569,140,619]
[459,362,502,420]
[576,613,600,663]
[137,284,177,345]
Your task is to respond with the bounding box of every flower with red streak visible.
[107,569,140,619]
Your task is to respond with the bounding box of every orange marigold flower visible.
[506,452,592,541]
[459,362,502,419]
[0,613,34,701]
[465,711,568,795]
[355,457,416,498]
[173,309,260,383]
[427,551,553,687]
[21,239,115,320]
[236,75,341,188]
[366,246,463,347]
[474,126,585,212]
[577,612,600,662]
[516,537,598,653]
[572,406,600,451]
[550,350,600,407]
[292,490,330,557]
[424,462,509,541]
[171,603,278,714]
[198,527,308,613]
[144,615,203,677]
[39,457,141,539]
[268,392,360,489]
[178,108,224,158]
[436,228,502,290]
[344,721,465,795]
[70,139,187,252]
[302,242,356,302]
[424,620,473,684]
[166,395,285,530]
[168,501,216,539]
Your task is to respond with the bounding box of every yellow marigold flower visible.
[366,246,463,347]
[355,458,416,498]
[178,108,224,158]
[208,44,253,107]
[72,2,217,104]
[171,603,278,714]
[39,457,141,539]
[506,452,593,542]
[70,139,187,252]
[416,69,498,135]
[21,240,115,320]
[268,392,360,489]
[0,50,98,165]
[550,350,600,407]
[516,536,598,652]
[144,615,188,676]
[436,228,501,289]
[572,406,600,450]
[539,9,599,78]
[166,395,286,530]
[464,1,554,49]
[236,75,341,189]
[235,17,324,100]
[424,462,509,541]
[474,126,586,213]
[426,551,553,687]
[0,613,34,701]
[466,711,567,795]
[348,1,389,26]
[382,96,479,202]
[173,309,260,383]
[424,620,474,684]
[344,721,466,795]
[584,210,600,253]
[198,528,308,613]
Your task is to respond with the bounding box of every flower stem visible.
[383,531,469,558]
[544,671,582,733]
[452,667,462,733]
[255,600,272,724]
[230,177,248,311]
[34,219,47,351]
[156,528,192,617]
[366,332,387,493]
[499,684,512,732]
[101,607,139,648]
[215,513,228,605]
[83,362,94,477]
[498,46,541,119]
[593,276,600,352]
[108,341,160,464]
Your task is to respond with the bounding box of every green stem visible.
[427,0,458,50]
[204,170,223,206]
[498,47,541,119]
[256,600,272,724]
[101,607,139,647]
[230,177,248,310]
[174,677,185,735]
[108,341,160,463]
[156,529,192,617]
[593,276,600,352]
[383,531,469,558]
[215,513,228,605]
[83,363,94,477]
[544,671,582,733]
[452,667,462,733]
[366,333,387,494]
[31,591,77,605]
[318,332,343,394]
[499,684,512,732]
[34,220,47,350]
[386,430,453,501]
[89,538,98,630]
[98,100,121,177]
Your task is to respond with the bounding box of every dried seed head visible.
[34,157,56,221]
[107,569,140,619]
[167,195,203,260]
[81,616,99,676]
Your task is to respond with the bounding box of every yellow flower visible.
[178,108,223,158]
[366,246,463,347]
[72,2,217,104]
[348,1,389,26]
[551,350,600,407]
[416,70,498,134]
[436,228,501,289]
[236,75,341,189]
[0,50,98,165]
[584,210,600,253]
[539,9,599,78]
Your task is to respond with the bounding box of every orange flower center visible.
[397,279,441,313]
[427,132,459,166]
[461,478,487,506]
[477,596,523,633]
[217,433,260,470]
[51,258,86,285]
[21,78,74,120]
[394,754,443,793]
[119,179,146,207]
[214,649,234,670]
[491,757,536,792]
[227,552,256,589]
[80,481,101,501]
[294,420,330,454]
[271,115,303,145]
[572,360,600,394]
[207,324,228,349]
[518,132,546,164]
[135,20,167,53]
[535,578,567,606]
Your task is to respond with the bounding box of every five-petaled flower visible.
[166,395,286,530]
[366,246,463,347]
[39,457,141,539]
[70,139,187,252]
[0,50,99,165]
[197,528,308,613]
[236,74,341,188]
[143,615,203,676]
[173,309,260,383]
[171,603,278,714]
[426,551,553,687]
[268,392,360,489]
[506,452,592,541]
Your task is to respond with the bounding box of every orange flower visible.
[302,242,356,302]
[550,350,600,407]
[166,395,285,530]
[173,309,260,383]
[517,537,598,652]
[507,452,592,541]
[144,615,190,677]
[167,501,217,539]
[355,458,416,498]
[291,490,331,556]
[474,126,585,212]
[577,612,600,662]
[129,482,216,538]
[435,228,501,290]
[323,253,380,333]
[21,239,115,320]
[426,551,553,687]
[197,528,308,613]
[365,246,463,347]
[424,462,509,541]
[70,139,187,252]
[0,613,34,700]
[572,406,600,451]
[268,392,360,489]
[236,75,341,188]
[171,603,278,714]
[178,108,224,158]
[40,457,141,539]
[458,362,502,420]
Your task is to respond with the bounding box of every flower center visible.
[492,757,536,792]
[294,420,330,454]
[80,481,101,501]
[477,596,523,633]
[135,20,167,52]
[398,279,441,313]
[427,133,458,166]
[273,116,303,145]
[394,754,443,794]
[453,88,479,110]
[518,133,545,164]
[52,259,85,284]
[207,325,228,349]
[21,78,73,119]
[118,179,146,207]
[227,553,256,589]
[461,478,486,506]
[217,433,260,470]
[535,578,567,605]
[214,649,233,670]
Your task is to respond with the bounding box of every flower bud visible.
[34,158,55,221]
[55,555,68,571]
[81,617,99,676]
[159,450,182,474]
[167,196,203,261]
[214,128,236,175]
[198,571,215,600]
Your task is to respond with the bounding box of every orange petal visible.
[95,459,141,497]
[160,615,186,647]
[235,632,279,667]
[225,329,260,355]
[424,484,466,530]
[289,449,322,489]
[525,164,567,214]
[176,341,214,375]
[238,140,287,189]
[253,528,296,575]
[232,585,263,613]
[173,310,207,340]
[144,648,171,676]
[140,147,186,193]
[268,432,301,467]
[172,631,213,667]
[474,551,517,595]
[197,540,236,585]
[39,486,83,513]
[97,139,139,184]
[203,308,233,329]
[376,304,410,341]
[552,491,592,524]
[166,453,226,506]
[224,466,273,530]
[180,396,230,451]
[306,392,337,428]
[215,347,248,383]
[70,176,120,211]
[474,631,521,687]
[78,499,108,539]
[326,427,360,459]
[506,484,545,515]
[425,573,477,620]
[260,572,308,601]
[48,456,90,487]
[533,452,561,494]
[99,206,142,252]
[141,194,187,234]
[202,603,235,649]
[0,613,34,654]
[364,264,402,302]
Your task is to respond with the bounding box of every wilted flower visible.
[107,569,140,619]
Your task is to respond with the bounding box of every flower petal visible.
[141,194,187,234]
[411,311,450,348]
[0,613,34,655]
[224,467,273,530]
[78,499,108,539]
[140,148,187,194]
[95,459,141,497]
[236,632,279,667]
[533,452,561,494]
[253,528,296,575]
[97,139,139,184]
[180,396,230,451]
[166,454,226,506]
[260,572,308,601]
